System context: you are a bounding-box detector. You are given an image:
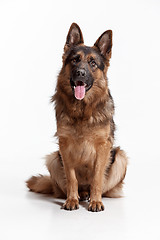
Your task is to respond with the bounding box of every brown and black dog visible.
[26,23,128,212]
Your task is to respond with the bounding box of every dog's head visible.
[61,23,112,101]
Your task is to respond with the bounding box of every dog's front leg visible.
[62,165,79,210]
[88,142,111,212]
[59,137,79,210]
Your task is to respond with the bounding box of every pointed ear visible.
[94,30,112,58]
[64,23,84,51]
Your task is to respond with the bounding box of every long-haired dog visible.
[26,23,128,212]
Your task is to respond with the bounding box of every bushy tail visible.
[26,175,53,194]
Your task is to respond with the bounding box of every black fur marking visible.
[104,148,116,177]
[110,149,116,164]
[58,152,63,166]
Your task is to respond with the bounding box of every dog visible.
[26,23,128,212]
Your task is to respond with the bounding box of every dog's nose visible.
[76,69,86,77]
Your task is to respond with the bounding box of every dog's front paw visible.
[88,201,104,212]
[62,198,79,211]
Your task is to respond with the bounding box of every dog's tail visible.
[26,175,53,194]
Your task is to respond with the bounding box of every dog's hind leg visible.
[26,151,67,198]
[46,151,67,198]
[102,147,128,198]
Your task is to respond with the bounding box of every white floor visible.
[1,155,160,240]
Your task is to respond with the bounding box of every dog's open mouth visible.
[74,81,86,100]
[70,79,91,100]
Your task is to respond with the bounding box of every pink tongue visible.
[74,85,86,100]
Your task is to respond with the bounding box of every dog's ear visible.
[64,23,84,51]
[94,30,112,58]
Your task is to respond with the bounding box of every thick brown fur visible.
[26,23,128,212]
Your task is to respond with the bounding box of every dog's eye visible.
[72,56,81,64]
[90,59,97,67]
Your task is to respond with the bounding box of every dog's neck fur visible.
[53,79,114,126]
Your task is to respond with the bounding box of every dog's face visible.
[61,23,112,101]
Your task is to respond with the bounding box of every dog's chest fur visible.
[57,119,110,184]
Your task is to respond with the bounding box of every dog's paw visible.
[79,191,90,201]
[62,198,79,211]
[88,201,104,212]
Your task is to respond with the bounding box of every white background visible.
[0,0,160,239]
